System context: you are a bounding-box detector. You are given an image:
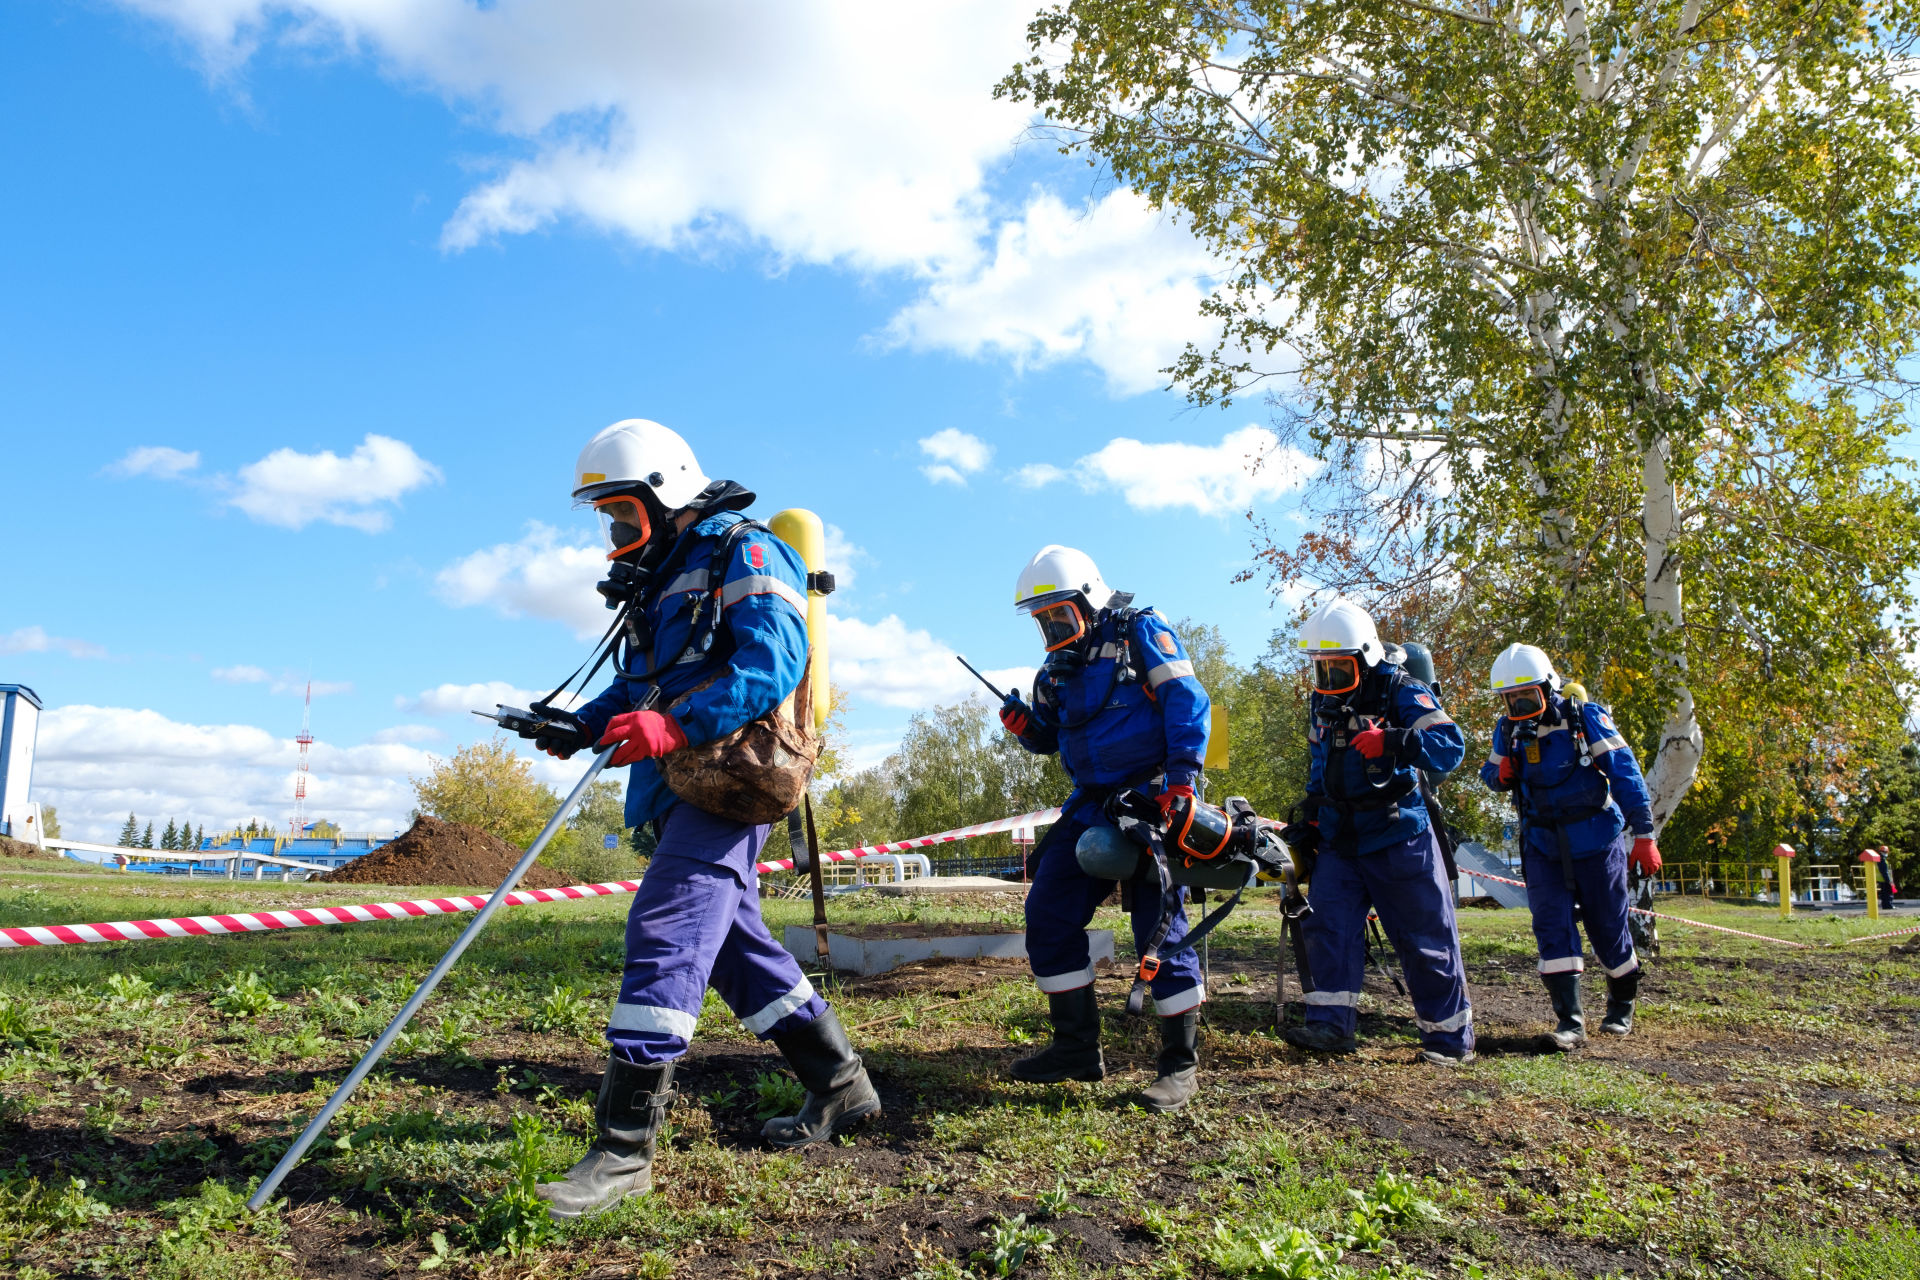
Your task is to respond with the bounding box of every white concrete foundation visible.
[782,925,1114,976]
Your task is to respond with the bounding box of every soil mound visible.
[0,835,57,860]
[315,815,570,889]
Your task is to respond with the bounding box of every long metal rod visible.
[247,747,613,1210]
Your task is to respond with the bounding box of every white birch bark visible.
[1640,434,1704,830]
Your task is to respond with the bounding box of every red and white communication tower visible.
[291,681,314,836]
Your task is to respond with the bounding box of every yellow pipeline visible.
[768,509,831,730]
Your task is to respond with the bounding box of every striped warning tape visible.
[1460,867,1815,949]
[0,808,1061,950]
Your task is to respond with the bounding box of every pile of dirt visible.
[314,815,570,889]
[0,835,57,860]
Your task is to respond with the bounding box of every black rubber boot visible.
[1140,1011,1199,1113]
[1416,1044,1476,1066]
[1010,986,1105,1082]
[1542,972,1587,1052]
[1601,968,1640,1036]
[761,1008,881,1147]
[1282,1020,1357,1055]
[535,1055,675,1221]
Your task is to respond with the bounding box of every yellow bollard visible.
[1773,843,1796,919]
[1862,850,1881,923]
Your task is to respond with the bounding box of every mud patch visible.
[314,814,569,889]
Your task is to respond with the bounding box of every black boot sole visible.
[1009,1064,1106,1083]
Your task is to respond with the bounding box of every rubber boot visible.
[762,1007,881,1148]
[1282,1020,1357,1055]
[1140,1011,1199,1113]
[1542,972,1587,1052]
[536,1054,675,1221]
[1601,968,1639,1036]
[1416,1045,1476,1066]
[1010,986,1105,1083]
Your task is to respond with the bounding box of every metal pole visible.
[247,747,612,1211]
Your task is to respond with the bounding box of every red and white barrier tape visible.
[1462,868,1816,948]
[1843,921,1920,945]
[1,808,1059,950]
[752,806,1060,875]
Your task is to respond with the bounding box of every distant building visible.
[122,831,395,876]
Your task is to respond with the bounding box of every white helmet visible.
[572,419,710,510]
[1489,643,1560,693]
[1296,598,1384,666]
[1014,545,1115,614]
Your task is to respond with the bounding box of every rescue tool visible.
[246,746,616,1211]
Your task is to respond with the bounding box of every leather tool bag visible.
[658,657,820,824]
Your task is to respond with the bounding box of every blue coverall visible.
[1011,608,1211,1015]
[1479,695,1654,980]
[574,511,825,1064]
[1300,668,1474,1054]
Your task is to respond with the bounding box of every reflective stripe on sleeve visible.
[719,574,807,614]
[1410,710,1455,732]
[1152,984,1206,1016]
[608,1001,699,1041]
[662,569,710,596]
[1416,1006,1473,1033]
[1589,734,1628,756]
[1146,659,1196,689]
[1538,955,1585,975]
[1303,989,1360,1007]
[1034,965,1096,993]
[740,975,816,1035]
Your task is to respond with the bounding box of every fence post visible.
[1774,844,1796,920]
[1862,849,1881,923]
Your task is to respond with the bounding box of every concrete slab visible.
[876,876,1025,896]
[783,925,1114,976]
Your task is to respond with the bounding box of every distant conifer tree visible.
[141,822,154,849]
[161,819,178,851]
[118,814,139,847]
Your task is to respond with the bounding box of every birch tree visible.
[1001,0,1920,828]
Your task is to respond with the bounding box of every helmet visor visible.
[1032,600,1088,653]
[594,495,653,561]
[1312,655,1361,695]
[1502,685,1548,720]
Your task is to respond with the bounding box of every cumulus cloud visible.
[821,524,865,590]
[0,626,108,660]
[211,664,271,684]
[435,522,608,638]
[1019,426,1319,515]
[887,190,1226,395]
[32,704,439,840]
[369,724,442,745]
[918,428,993,487]
[107,445,201,479]
[398,681,582,717]
[830,611,1030,711]
[211,665,351,696]
[226,433,441,532]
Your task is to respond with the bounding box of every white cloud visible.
[1020,426,1320,515]
[32,704,439,840]
[370,724,443,745]
[887,189,1226,395]
[211,665,352,696]
[435,522,609,638]
[829,611,1032,711]
[212,664,271,684]
[399,681,582,717]
[107,445,201,479]
[0,626,108,660]
[226,433,441,532]
[821,524,865,590]
[918,428,993,487]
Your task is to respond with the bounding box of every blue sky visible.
[2,1,1314,841]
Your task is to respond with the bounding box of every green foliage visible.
[1034,1180,1071,1217]
[412,736,563,851]
[548,778,641,884]
[155,1180,269,1252]
[1346,1172,1443,1228]
[0,999,54,1048]
[470,1113,561,1256]
[752,1070,806,1120]
[525,985,598,1039]
[970,1213,1056,1276]
[118,813,138,847]
[210,971,283,1019]
[1206,1221,1345,1279]
[103,972,155,1004]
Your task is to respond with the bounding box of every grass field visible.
[4,862,1920,1279]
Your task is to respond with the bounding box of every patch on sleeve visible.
[1598,711,1616,731]
[747,543,765,570]
[1414,692,1435,709]
[1155,632,1177,655]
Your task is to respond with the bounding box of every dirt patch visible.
[313,815,569,889]
[835,922,1024,941]
[0,835,57,860]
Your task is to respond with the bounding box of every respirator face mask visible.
[1031,599,1089,653]
[1502,684,1548,721]
[1312,654,1361,696]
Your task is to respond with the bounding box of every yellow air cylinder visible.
[769,509,831,730]
[1205,703,1230,771]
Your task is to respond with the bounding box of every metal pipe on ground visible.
[245,746,613,1211]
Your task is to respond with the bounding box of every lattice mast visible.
[291,680,314,835]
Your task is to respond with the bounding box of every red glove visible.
[999,699,1030,737]
[1351,723,1387,759]
[1631,837,1662,875]
[598,710,689,767]
[1157,784,1195,824]
[1497,755,1516,786]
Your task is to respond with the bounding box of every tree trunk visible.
[1640,434,1704,830]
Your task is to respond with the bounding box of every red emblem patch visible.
[1155,633,1176,655]
[1415,693,1435,709]
[749,544,764,570]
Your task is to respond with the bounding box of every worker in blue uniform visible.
[517,419,877,1220]
[1479,643,1660,1049]
[1284,599,1475,1064]
[997,545,1212,1112]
